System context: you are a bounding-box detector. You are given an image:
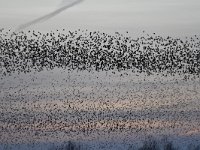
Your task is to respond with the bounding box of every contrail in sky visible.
[15,0,83,31]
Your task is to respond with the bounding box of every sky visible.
[1,1,200,148]
[0,0,200,37]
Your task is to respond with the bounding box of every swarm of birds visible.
[0,29,200,149]
[0,29,200,76]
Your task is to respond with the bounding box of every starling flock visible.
[0,29,200,149]
[0,29,200,76]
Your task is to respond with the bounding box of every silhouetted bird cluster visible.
[0,29,200,149]
[1,29,200,76]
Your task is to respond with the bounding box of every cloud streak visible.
[15,0,83,31]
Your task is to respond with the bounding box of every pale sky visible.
[0,0,200,37]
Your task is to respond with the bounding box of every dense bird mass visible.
[0,29,200,76]
[0,29,200,150]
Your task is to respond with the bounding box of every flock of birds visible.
[0,29,200,76]
[0,29,200,149]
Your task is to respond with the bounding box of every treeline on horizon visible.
[1,137,200,150]
[49,138,200,150]
[0,29,200,76]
